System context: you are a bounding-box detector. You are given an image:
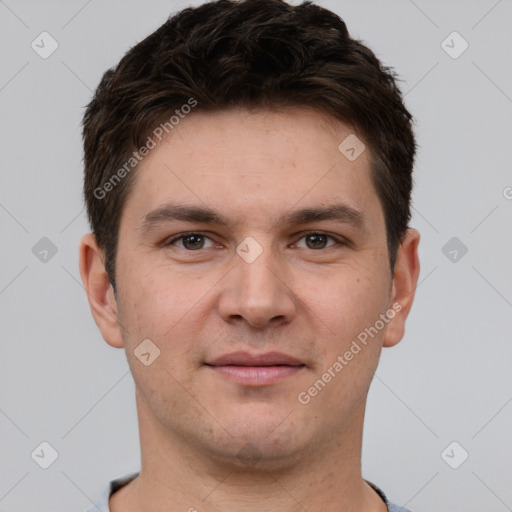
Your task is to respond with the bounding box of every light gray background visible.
[1,1,511,511]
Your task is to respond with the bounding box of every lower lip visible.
[207,365,305,386]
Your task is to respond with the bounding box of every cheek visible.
[314,270,390,395]
[304,265,390,341]
[301,276,387,417]
[117,262,203,337]
[116,263,218,382]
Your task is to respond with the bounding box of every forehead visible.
[120,107,384,232]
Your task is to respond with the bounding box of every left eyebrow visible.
[139,204,231,232]
[275,204,366,232]
[139,202,367,233]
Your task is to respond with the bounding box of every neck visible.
[110,390,387,512]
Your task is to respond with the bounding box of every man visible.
[79,0,420,510]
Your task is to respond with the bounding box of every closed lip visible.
[206,351,305,367]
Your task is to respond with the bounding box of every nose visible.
[217,246,296,329]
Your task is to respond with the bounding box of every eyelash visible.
[165,231,346,250]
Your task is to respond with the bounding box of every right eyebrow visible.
[275,204,366,232]
[139,204,232,232]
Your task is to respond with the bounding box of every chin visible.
[199,410,313,470]
[210,438,307,473]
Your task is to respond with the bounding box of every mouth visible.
[204,351,306,386]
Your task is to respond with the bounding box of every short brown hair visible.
[83,0,416,291]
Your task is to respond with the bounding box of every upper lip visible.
[206,351,304,367]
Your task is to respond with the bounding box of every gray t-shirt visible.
[84,472,412,512]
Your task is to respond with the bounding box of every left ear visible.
[383,228,420,348]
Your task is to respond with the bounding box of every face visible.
[81,107,419,470]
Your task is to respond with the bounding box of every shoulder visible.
[365,480,412,512]
[83,472,140,512]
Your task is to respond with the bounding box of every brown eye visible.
[168,233,215,250]
[305,234,328,249]
[295,233,338,250]
[182,234,205,250]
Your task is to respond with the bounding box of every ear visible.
[79,233,124,348]
[383,228,420,348]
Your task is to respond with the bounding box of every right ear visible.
[79,233,124,348]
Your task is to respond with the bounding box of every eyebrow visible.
[139,202,366,232]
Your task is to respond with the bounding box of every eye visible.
[167,232,216,250]
[294,232,340,250]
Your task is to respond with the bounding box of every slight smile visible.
[205,351,306,386]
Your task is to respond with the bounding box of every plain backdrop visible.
[0,1,511,511]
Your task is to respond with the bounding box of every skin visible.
[80,107,420,512]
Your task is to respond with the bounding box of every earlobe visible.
[79,233,124,348]
[383,228,420,348]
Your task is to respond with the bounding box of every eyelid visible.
[165,231,217,248]
[292,231,346,249]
